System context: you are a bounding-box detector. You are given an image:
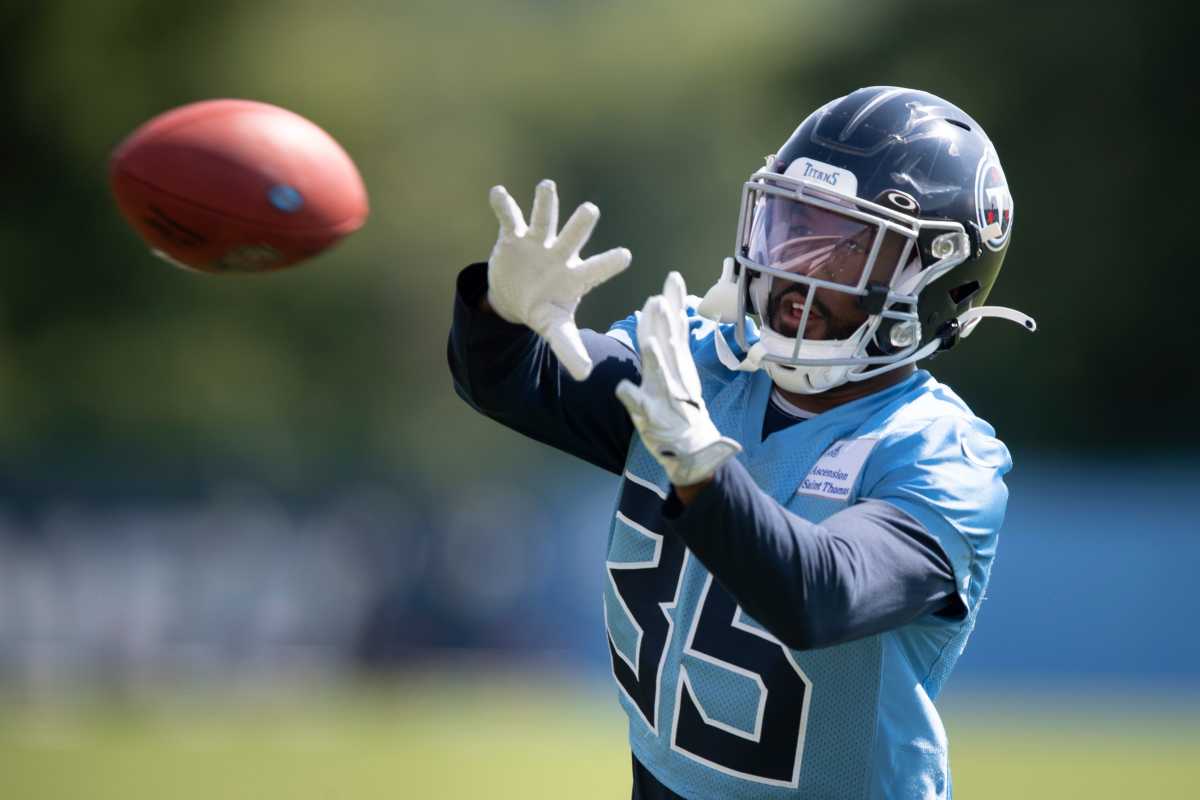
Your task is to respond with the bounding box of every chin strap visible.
[711,305,1037,379]
[957,305,1038,338]
[852,305,1037,380]
[712,327,767,372]
[698,258,768,373]
[700,249,1037,378]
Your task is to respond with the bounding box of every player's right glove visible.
[616,272,742,487]
[486,180,632,381]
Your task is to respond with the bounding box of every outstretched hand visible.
[486,180,632,381]
[616,272,742,488]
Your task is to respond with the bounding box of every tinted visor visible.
[748,195,885,286]
[746,194,913,337]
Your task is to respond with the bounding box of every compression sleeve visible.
[661,458,962,651]
[447,262,640,475]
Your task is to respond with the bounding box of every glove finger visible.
[528,179,559,244]
[552,202,600,258]
[661,276,705,403]
[639,298,675,388]
[575,247,631,292]
[637,328,671,399]
[663,271,691,349]
[643,298,690,401]
[640,295,669,340]
[646,337,689,405]
[636,296,666,359]
[633,296,655,357]
[545,317,594,381]
[720,257,735,282]
[662,271,687,314]
[660,273,690,370]
[678,351,703,405]
[615,380,650,428]
[489,185,528,237]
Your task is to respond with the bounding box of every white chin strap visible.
[710,324,865,394]
[709,302,1037,392]
[957,304,1037,337]
[758,327,869,394]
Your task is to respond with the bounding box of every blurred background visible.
[1,1,1196,797]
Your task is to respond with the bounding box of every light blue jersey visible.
[603,308,1011,799]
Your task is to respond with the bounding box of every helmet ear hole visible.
[948,280,981,307]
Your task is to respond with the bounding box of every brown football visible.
[109,99,368,274]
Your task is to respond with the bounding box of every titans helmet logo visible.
[974,147,1013,252]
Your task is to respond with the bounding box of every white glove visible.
[615,272,742,487]
[487,180,632,381]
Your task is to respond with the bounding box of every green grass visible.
[1,675,1196,799]
[944,694,1200,798]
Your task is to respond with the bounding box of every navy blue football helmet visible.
[700,86,1035,393]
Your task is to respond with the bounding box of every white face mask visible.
[757,326,868,394]
[701,264,882,394]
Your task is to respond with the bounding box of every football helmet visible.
[699,86,1035,393]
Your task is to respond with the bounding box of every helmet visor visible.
[748,195,884,287]
[746,193,913,338]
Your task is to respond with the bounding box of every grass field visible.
[1,673,1196,799]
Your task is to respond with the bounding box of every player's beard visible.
[766,284,863,342]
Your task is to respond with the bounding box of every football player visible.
[447,86,1034,799]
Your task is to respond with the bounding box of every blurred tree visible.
[0,0,1192,494]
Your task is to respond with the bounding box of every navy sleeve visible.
[661,459,963,651]
[447,262,640,475]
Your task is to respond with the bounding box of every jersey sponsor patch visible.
[795,438,879,501]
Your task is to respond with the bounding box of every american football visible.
[109,99,368,274]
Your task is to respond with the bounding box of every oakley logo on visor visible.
[784,157,859,199]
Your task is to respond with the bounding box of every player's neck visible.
[774,363,917,415]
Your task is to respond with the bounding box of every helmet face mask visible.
[732,170,969,391]
[722,86,1025,394]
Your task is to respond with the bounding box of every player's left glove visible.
[616,272,742,487]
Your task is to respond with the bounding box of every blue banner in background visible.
[0,458,1196,689]
[955,458,1200,684]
